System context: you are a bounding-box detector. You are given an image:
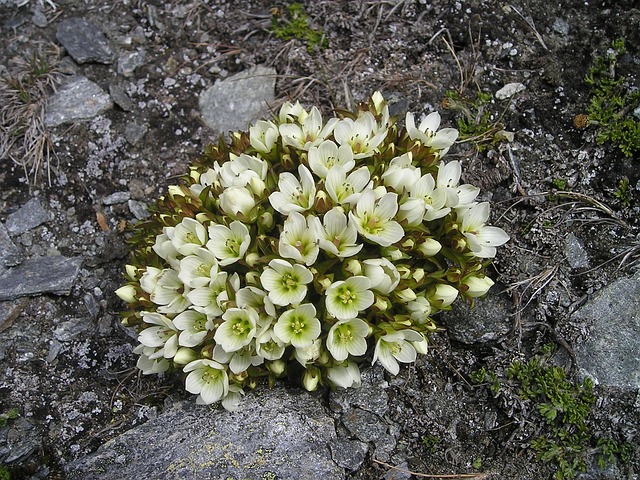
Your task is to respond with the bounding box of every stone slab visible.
[0,256,83,301]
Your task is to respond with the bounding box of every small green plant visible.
[0,407,19,427]
[470,366,501,395]
[614,177,632,207]
[0,466,11,480]
[552,178,568,190]
[584,38,640,158]
[505,352,628,479]
[271,3,327,53]
[421,434,440,451]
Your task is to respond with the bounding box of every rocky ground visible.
[0,0,639,479]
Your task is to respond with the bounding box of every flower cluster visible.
[117,92,509,410]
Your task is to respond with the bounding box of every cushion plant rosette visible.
[116,92,509,410]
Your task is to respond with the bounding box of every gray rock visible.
[5,197,52,235]
[342,407,388,443]
[56,17,114,64]
[574,271,640,388]
[0,223,22,267]
[441,292,512,344]
[565,233,590,269]
[0,256,83,301]
[116,50,147,77]
[53,317,94,342]
[124,122,148,145]
[45,76,113,127]
[109,83,135,112]
[2,417,40,463]
[65,388,345,480]
[330,366,389,417]
[199,65,276,134]
[329,438,368,471]
[103,191,130,205]
[0,299,25,335]
[127,199,150,220]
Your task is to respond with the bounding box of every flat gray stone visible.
[45,76,113,127]
[199,65,276,134]
[329,438,368,471]
[0,256,83,301]
[574,271,640,389]
[565,233,590,269]
[56,17,114,64]
[65,387,344,480]
[124,122,148,145]
[5,197,52,235]
[53,317,95,342]
[0,223,22,267]
[117,50,147,77]
[441,291,512,344]
[127,200,150,220]
[109,83,135,112]
[103,191,130,205]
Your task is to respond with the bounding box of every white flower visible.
[153,231,179,267]
[436,161,464,207]
[173,310,212,347]
[349,190,404,247]
[372,329,424,375]
[278,100,308,123]
[362,258,400,295]
[334,112,388,159]
[207,221,251,266]
[310,207,363,258]
[398,174,450,225]
[115,285,136,303]
[236,286,276,318]
[269,164,316,215]
[169,217,208,256]
[326,276,374,320]
[459,202,510,258]
[278,212,320,266]
[249,120,279,153]
[212,344,262,374]
[406,296,432,323]
[214,307,259,352]
[133,344,170,374]
[219,186,257,220]
[187,271,229,317]
[143,268,191,314]
[326,318,370,361]
[260,259,313,306]
[184,359,229,404]
[461,275,495,297]
[219,154,268,190]
[178,247,219,288]
[255,328,286,361]
[222,385,245,412]
[325,165,371,206]
[273,303,321,348]
[308,140,355,179]
[293,338,323,366]
[138,312,179,359]
[381,152,421,194]
[405,111,458,155]
[326,361,362,388]
[279,106,338,150]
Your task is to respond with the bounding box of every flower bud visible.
[412,334,429,355]
[219,186,256,220]
[249,176,268,198]
[245,252,261,268]
[381,246,404,261]
[412,268,425,283]
[395,288,417,303]
[401,238,415,250]
[372,295,389,312]
[363,258,400,294]
[452,236,468,253]
[445,267,463,283]
[407,296,431,323]
[173,347,198,365]
[302,367,320,392]
[125,264,138,281]
[267,359,286,376]
[396,265,412,280]
[417,238,442,257]
[168,185,185,197]
[245,271,261,286]
[314,190,332,214]
[461,275,495,298]
[115,285,137,303]
[258,211,274,231]
[344,259,362,276]
[430,284,459,308]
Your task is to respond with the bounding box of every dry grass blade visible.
[507,264,559,312]
[373,457,492,479]
[0,44,61,185]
